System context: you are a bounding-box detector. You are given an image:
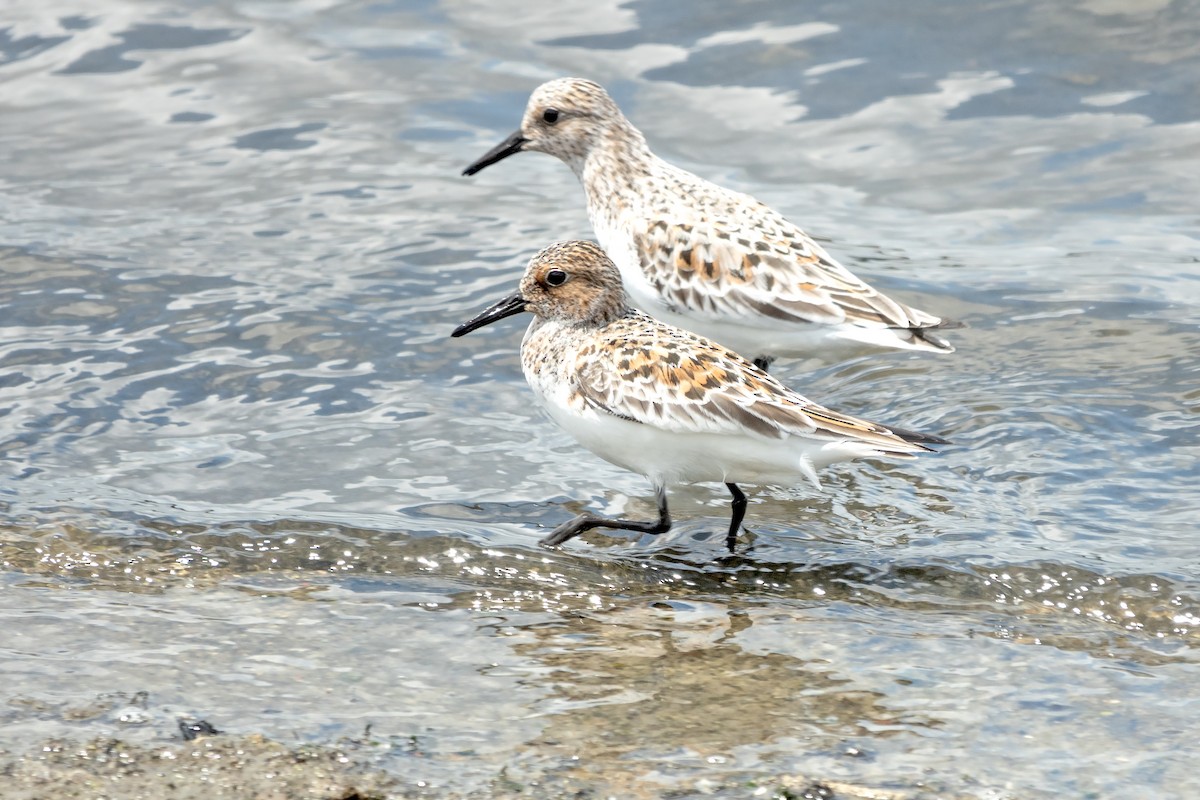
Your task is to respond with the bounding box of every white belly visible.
[532,384,871,490]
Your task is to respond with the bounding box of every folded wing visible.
[633,204,947,335]
[573,313,936,457]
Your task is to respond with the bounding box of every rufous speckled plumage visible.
[464,78,959,368]
[452,241,947,551]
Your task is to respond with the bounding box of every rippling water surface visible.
[2,0,1198,796]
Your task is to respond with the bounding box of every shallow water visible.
[2,0,1198,796]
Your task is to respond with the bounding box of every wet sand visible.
[2,729,947,800]
[2,734,400,800]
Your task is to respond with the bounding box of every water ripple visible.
[2,0,1199,796]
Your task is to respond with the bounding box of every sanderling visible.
[463,78,959,370]
[451,240,947,552]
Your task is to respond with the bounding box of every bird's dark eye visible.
[542,108,560,124]
[545,269,568,286]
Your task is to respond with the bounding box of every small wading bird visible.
[451,241,948,551]
[463,78,959,371]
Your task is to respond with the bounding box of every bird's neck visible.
[587,296,634,329]
[538,295,634,333]
[577,125,655,193]
[577,135,665,245]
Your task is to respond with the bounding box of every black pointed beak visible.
[451,293,528,337]
[462,131,527,176]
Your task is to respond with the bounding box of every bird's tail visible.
[887,424,952,449]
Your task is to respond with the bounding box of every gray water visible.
[2,0,1198,796]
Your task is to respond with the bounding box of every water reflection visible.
[514,605,932,759]
[58,24,248,75]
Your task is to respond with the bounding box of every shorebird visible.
[463,78,959,370]
[452,240,948,551]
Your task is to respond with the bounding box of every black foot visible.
[752,356,774,372]
[540,486,671,548]
[725,482,748,553]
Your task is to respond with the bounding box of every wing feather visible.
[634,203,945,332]
[573,312,934,455]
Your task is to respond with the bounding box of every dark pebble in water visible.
[178,718,222,741]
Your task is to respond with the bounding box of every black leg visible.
[752,356,774,372]
[725,482,747,552]
[540,485,671,548]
